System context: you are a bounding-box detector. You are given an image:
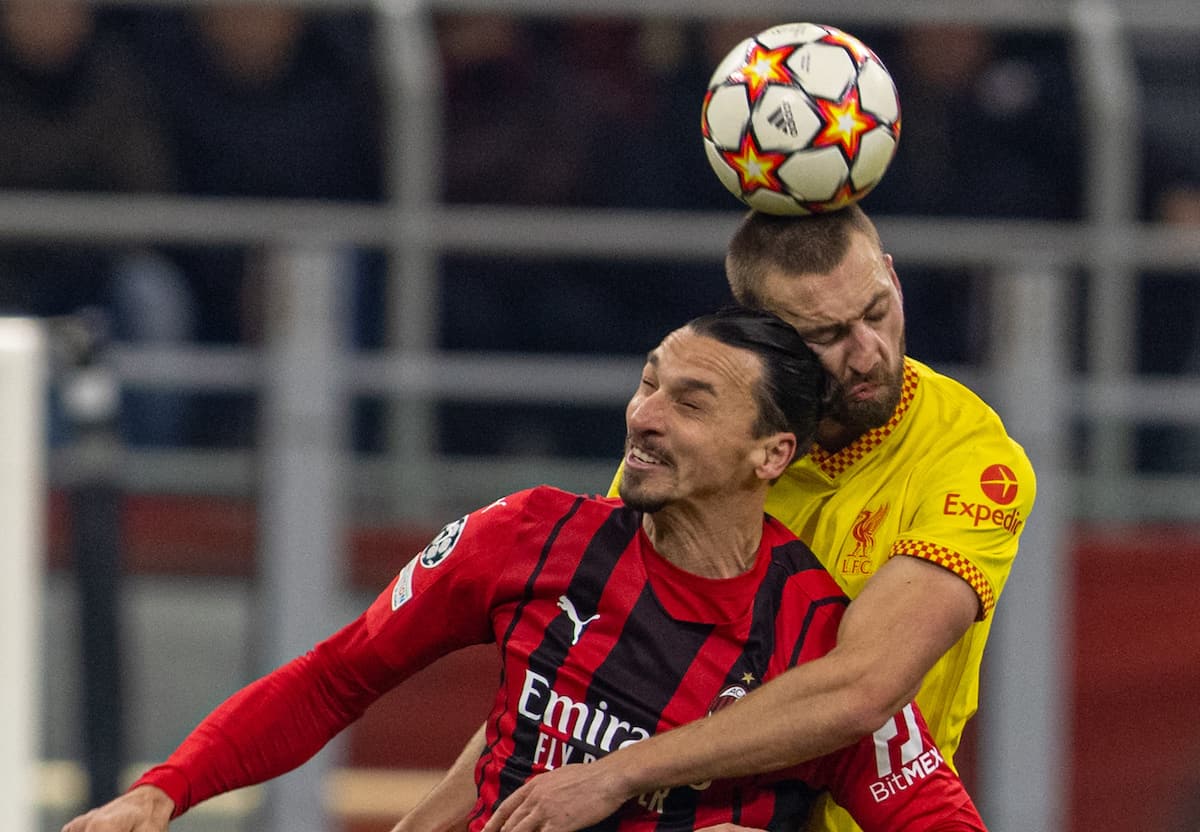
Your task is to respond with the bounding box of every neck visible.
[815,418,861,454]
[642,493,766,579]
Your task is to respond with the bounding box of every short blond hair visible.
[725,205,884,307]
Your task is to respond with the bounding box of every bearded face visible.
[821,339,906,435]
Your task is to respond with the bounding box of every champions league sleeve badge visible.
[389,514,468,611]
[419,515,468,568]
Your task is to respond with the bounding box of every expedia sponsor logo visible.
[419,515,467,568]
[979,463,1018,505]
[943,493,1024,535]
[517,669,651,770]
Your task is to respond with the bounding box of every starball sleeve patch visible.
[418,515,468,569]
[891,539,995,619]
[387,514,469,611]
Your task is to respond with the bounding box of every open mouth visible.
[626,444,667,469]
[846,381,877,401]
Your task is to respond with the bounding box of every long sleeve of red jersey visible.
[132,612,398,817]
[128,491,533,819]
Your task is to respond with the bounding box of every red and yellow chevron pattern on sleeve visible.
[890,538,996,619]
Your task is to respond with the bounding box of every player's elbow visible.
[839,691,900,741]
[835,659,923,739]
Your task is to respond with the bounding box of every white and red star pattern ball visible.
[702,22,901,215]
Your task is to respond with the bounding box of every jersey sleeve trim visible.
[890,539,995,619]
[131,765,191,818]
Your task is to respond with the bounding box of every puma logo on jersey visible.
[557,595,599,645]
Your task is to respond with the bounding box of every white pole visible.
[257,248,348,832]
[980,267,1071,831]
[0,318,47,832]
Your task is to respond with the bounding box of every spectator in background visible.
[438,14,584,207]
[1133,29,1200,222]
[0,0,193,446]
[867,23,1081,220]
[1136,179,1200,473]
[143,5,384,203]
[568,19,721,211]
[862,23,1083,367]
[434,16,734,459]
[127,4,387,446]
[0,3,195,810]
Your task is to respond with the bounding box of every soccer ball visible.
[701,23,901,215]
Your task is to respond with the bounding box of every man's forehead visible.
[650,327,722,360]
[649,328,760,384]
[762,251,890,320]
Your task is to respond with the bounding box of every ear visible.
[756,432,797,482]
[883,253,902,303]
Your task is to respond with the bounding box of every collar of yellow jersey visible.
[807,359,919,478]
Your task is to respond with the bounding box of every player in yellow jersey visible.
[746,355,1029,832]
[398,205,1034,832]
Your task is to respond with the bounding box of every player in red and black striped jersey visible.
[364,487,977,830]
[63,307,983,832]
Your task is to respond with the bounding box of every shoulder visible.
[519,484,619,514]
[909,360,1034,473]
[900,365,1038,525]
[764,515,814,565]
[910,360,1004,427]
[409,487,595,579]
[764,516,846,596]
[487,486,631,533]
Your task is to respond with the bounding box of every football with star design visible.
[702,22,901,214]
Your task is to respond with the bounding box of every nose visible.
[626,390,665,435]
[844,321,884,375]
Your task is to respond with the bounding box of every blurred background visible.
[1,0,1198,831]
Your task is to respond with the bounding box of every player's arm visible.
[61,612,402,831]
[63,497,521,832]
[481,554,979,832]
[390,723,486,832]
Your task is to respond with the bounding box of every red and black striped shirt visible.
[136,485,982,830]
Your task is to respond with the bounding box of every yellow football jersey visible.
[610,358,1035,832]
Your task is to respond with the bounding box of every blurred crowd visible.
[0,2,1195,468]
[0,1,385,448]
